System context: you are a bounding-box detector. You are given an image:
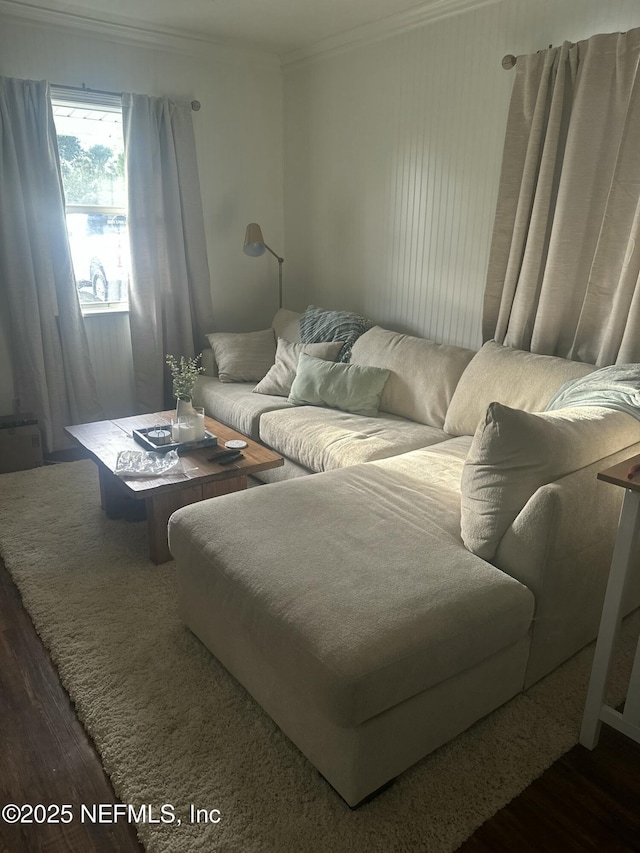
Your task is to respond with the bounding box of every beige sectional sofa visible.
[169,309,640,807]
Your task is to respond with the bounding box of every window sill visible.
[81,303,130,317]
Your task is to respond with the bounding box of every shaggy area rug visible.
[0,460,637,852]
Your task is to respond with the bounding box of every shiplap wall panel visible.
[283,0,640,351]
[84,314,137,419]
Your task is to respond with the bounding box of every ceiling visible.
[3,0,480,58]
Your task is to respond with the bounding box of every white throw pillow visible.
[253,338,344,397]
[460,402,640,560]
[207,329,276,383]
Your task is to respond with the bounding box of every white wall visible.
[2,0,640,417]
[0,14,283,415]
[283,0,640,350]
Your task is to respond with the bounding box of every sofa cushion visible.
[299,305,373,362]
[443,341,596,436]
[460,402,640,560]
[417,435,473,462]
[193,376,292,440]
[170,461,534,727]
[253,339,344,397]
[289,354,390,417]
[207,329,276,383]
[259,406,450,471]
[351,326,474,428]
[368,445,466,499]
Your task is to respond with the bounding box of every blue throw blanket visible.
[545,364,640,421]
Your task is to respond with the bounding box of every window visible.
[51,89,129,313]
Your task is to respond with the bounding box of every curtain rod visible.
[51,82,201,111]
[502,45,556,70]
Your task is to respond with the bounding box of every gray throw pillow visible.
[207,329,276,383]
[288,353,390,417]
[460,402,640,560]
[253,338,344,397]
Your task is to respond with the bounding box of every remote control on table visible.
[207,448,245,462]
[218,452,244,465]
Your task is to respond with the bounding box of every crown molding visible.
[0,0,503,69]
[0,0,280,66]
[281,0,502,68]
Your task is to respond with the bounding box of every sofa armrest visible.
[201,347,217,377]
[494,441,640,687]
[272,308,301,342]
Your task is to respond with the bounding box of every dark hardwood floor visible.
[0,551,142,853]
[459,724,640,852]
[1,527,640,851]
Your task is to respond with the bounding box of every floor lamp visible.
[243,223,284,309]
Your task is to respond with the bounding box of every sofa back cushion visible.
[350,326,475,429]
[460,402,640,560]
[443,341,595,436]
[272,309,301,343]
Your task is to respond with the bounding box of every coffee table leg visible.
[146,486,202,564]
[146,476,247,564]
[97,462,143,519]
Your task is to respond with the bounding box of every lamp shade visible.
[243,223,266,257]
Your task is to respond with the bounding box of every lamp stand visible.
[264,244,284,309]
[243,224,284,310]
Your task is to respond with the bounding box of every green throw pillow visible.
[288,353,390,417]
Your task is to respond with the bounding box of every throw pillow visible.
[253,338,344,397]
[460,402,640,560]
[207,329,276,383]
[288,353,390,417]
[299,305,373,362]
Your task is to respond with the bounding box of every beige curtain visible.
[483,28,640,366]
[0,76,103,452]
[122,94,214,412]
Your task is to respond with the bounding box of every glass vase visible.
[176,397,195,424]
[172,397,197,443]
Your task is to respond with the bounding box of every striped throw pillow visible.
[299,306,373,362]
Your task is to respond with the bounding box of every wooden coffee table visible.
[66,411,283,564]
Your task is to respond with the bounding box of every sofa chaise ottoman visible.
[170,452,534,806]
[170,311,640,806]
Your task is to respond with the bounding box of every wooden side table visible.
[580,453,640,749]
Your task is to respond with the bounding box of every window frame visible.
[51,88,129,316]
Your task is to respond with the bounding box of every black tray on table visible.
[132,426,218,454]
